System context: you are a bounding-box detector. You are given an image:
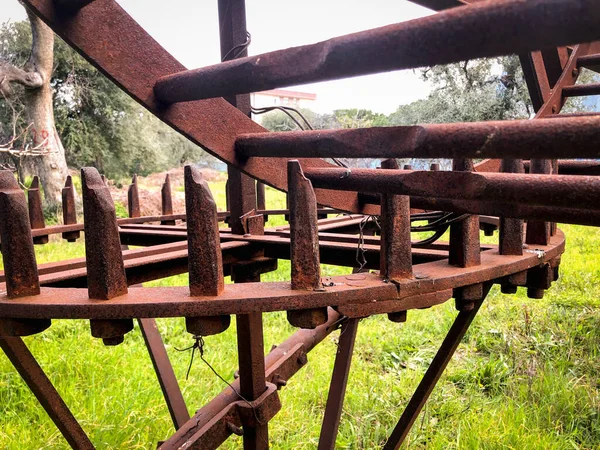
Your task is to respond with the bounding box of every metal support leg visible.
[236,312,269,449]
[317,318,359,450]
[138,318,189,430]
[0,336,95,450]
[383,287,490,450]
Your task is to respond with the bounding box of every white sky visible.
[2,0,434,114]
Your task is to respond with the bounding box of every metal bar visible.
[159,308,342,450]
[184,165,224,297]
[62,176,81,242]
[380,159,412,280]
[561,82,600,97]
[154,0,600,103]
[184,165,229,336]
[0,336,95,449]
[499,160,525,256]
[236,312,269,449]
[81,167,132,345]
[526,159,553,245]
[235,115,600,160]
[127,174,141,218]
[161,174,176,225]
[448,159,480,269]
[287,160,328,329]
[519,51,549,112]
[302,168,600,212]
[28,176,48,245]
[317,318,359,450]
[383,290,488,450]
[138,318,190,430]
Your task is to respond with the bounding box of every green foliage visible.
[0,19,215,179]
[114,201,128,219]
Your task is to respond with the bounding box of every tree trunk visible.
[24,10,69,207]
[0,7,69,207]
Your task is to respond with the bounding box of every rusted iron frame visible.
[154,0,600,103]
[219,2,273,448]
[383,284,491,450]
[0,336,95,449]
[35,240,252,288]
[138,318,190,430]
[159,308,342,449]
[317,318,359,450]
[0,232,565,320]
[235,115,600,160]
[21,0,376,216]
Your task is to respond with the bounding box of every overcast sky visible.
[2,0,434,114]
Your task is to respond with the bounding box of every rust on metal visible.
[161,174,176,225]
[128,174,141,218]
[184,165,228,336]
[81,167,131,345]
[28,176,48,245]
[380,159,412,281]
[154,0,600,103]
[236,116,600,160]
[0,171,40,298]
[61,176,80,242]
[287,160,327,329]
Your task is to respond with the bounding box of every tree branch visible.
[0,62,44,96]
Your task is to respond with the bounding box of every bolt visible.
[501,283,518,295]
[527,287,545,299]
[272,374,287,390]
[226,422,244,436]
[388,310,407,323]
[297,352,308,366]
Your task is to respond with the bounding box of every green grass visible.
[0,182,598,449]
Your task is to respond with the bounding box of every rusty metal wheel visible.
[1,0,600,448]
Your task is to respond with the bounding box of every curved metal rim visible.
[0,231,564,320]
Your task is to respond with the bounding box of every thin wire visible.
[175,336,266,430]
[221,31,252,62]
[355,215,381,272]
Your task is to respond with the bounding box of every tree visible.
[0,7,68,206]
[0,15,214,199]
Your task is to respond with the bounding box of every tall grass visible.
[0,180,598,449]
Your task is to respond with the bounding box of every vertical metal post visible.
[28,176,48,245]
[219,0,256,236]
[161,173,176,225]
[62,176,80,242]
[127,174,140,218]
[380,159,412,281]
[449,159,482,312]
[81,168,132,345]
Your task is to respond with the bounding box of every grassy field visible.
[0,181,598,449]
